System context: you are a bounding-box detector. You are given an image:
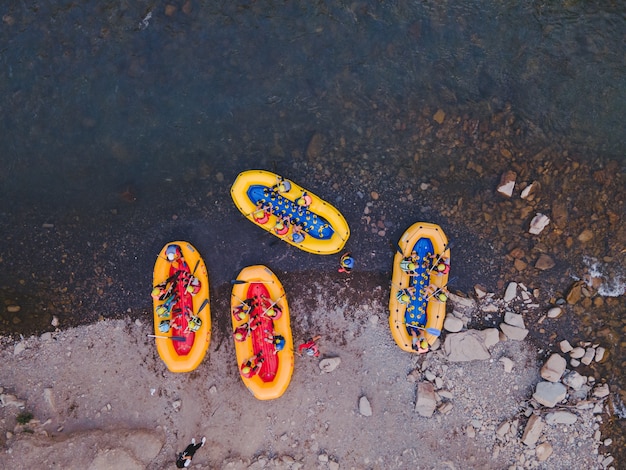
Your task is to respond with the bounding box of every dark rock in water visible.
[306,133,325,161]
[535,254,555,270]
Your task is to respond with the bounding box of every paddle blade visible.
[231,279,246,284]
[426,328,441,337]
[197,298,209,313]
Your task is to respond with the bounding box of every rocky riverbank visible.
[0,278,618,469]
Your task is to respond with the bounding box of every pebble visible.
[443,316,464,333]
[7,305,20,313]
[569,347,585,359]
[594,347,606,362]
[319,357,341,373]
[499,357,514,373]
[535,442,553,462]
[503,282,518,302]
[370,191,379,200]
[581,348,596,365]
[359,396,372,417]
[51,316,59,327]
[529,213,550,235]
[559,340,573,353]
[547,307,563,318]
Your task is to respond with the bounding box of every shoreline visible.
[0,281,617,469]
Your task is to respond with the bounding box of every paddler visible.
[240,352,264,378]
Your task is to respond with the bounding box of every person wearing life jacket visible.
[396,286,416,305]
[400,251,419,274]
[274,215,291,236]
[271,176,291,194]
[297,335,321,357]
[152,272,181,300]
[291,224,305,243]
[232,302,251,323]
[263,303,283,321]
[423,284,449,303]
[252,201,270,225]
[185,312,202,333]
[338,252,354,273]
[233,323,250,342]
[295,191,312,208]
[158,319,182,334]
[240,352,264,378]
[264,333,285,354]
[432,256,450,276]
[156,294,177,318]
[410,327,430,354]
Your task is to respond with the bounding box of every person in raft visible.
[295,191,312,208]
[271,176,291,194]
[184,313,202,333]
[291,224,306,243]
[232,299,254,321]
[338,252,354,273]
[297,335,321,357]
[240,352,264,378]
[428,253,450,275]
[408,325,430,354]
[176,437,206,468]
[165,244,189,270]
[274,214,291,236]
[264,333,286,354]
[151,271,181,300]
[396,286,417,305]
[233,323,250,342]
[400,251,419,275]
[252,201,271,224]
[423,284,449,302]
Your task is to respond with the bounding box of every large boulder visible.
[443,330,491,362]
[533,381,567,408]
[415,382,437,418]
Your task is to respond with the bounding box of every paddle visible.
[394,320,441,337]
[423,276,458,302]
[148,334,186,342]
[197,298,209,314]
[260,293,286,317]
[231,279,274,285]
[427,241,453,273]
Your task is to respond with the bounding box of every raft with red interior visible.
[230,169,350,255]
[389,223,450,353]
[152,241,211,373]
[231,265,294,400]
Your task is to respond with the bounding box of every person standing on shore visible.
[176,437,206,468]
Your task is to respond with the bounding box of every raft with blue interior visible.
[230,169,350,255]
[389,223,450,354]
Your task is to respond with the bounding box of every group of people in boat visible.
[250,176,329,244]
[231,294,287,378]
[396,249,451,354]
[152,245,203,336]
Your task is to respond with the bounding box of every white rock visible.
[481,303,499,313]
[545,411,577,425]
[443,316,464,333]
[536,442,553,462]
[520,182,537,199]
[499,357,514,373]
[594,347,606,363]
[497,170,517,197]
[503,282,518,302]
[496,421,510,437]
[437,402,453,414]
[478,328,500,349]
[13,342,26,356]
[593,384,610,398]
[521,415,544,446]
[570,358,581,367]
[559,340,573,353]
[499,323,529,341]
[51,315,59,327]
[319,357,341,373]
[569,347,585,359]
[358,396,372,417]
[504,311,525,329]
[529,213,550,235]
[547,307,563,318]
[540,354,567,382]
[581,348,595,365]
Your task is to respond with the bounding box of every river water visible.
[1,0,625,459]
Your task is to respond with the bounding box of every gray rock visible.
[521,414,544,446]
[545,411,578,425]
[533,381,567,408]
[559,340,573,353]
[443,316,464,333]
[443,330,491,362]
[594,347,606,363]
[415,382,437,418]
[593,384,610,398]
[447,292,476,310]
[504,311,525,329]
[547,307,563,318]
[499,323,529,341]
[478,328,500,349]
[358,396,372,417]
[540,354,567,382]
[503,282,518,302]
[319,357,341,373]
[569,347,585,359]
[562,370,586,391]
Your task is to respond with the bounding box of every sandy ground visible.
[0,288,610,469]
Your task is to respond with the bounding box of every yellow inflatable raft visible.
[389,223,450,354]
[152,241,211,373]
[231,265,294,400]
[230,169,350,255]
